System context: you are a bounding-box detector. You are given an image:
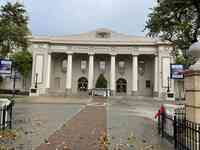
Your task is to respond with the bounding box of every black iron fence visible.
[0,100,14,130]
[158,108,200,150]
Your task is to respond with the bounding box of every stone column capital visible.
[110,53,117,56]
[132,49,140,56]
[47,51,52,55]
[88,52,95,56]
[66,52,73,55]
[154,53,159,57]
[132,54,139,57]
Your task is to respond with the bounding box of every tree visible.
[145,0,200,60]
[95,74,107,88]
[0,2,30,58]
[10,51,32,91]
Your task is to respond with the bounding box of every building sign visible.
[0,59,12,74]
[170,64,184,79]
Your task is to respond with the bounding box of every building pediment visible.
[31,28,171,46]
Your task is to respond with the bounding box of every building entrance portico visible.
[30,28,174,98]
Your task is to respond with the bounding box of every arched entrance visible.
[78,77,88,91]
[116,78,127,93]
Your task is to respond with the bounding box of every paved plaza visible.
[2,96,174,150]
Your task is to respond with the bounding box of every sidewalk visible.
[36,98,107,150]
[14,96,92,104]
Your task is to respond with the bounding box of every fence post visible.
[158,110,161,134]
[174,115,177,149]
[161,112,164,137]
[198,125,200,150]
[9,103,13,129]
[2,105,6,130]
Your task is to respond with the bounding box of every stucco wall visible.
[138,55,154,96]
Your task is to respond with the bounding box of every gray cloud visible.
[0,0,156,36]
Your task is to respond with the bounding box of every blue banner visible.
[170,64,184,79]
[0,59,12,74]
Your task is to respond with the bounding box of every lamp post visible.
[12,69,17,98]
[35,73,38,89]
[167,76,170,93]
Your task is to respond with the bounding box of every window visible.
[96,32,111,38]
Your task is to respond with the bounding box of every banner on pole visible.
[0,59,12,74]
[170,64,184,79]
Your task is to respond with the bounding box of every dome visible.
[189,41,200,57]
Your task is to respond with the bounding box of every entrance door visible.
[78,77,88,91]
[116,78,127,93]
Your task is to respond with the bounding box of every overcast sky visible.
[0,0,156,36]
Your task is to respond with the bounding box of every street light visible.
[35,73,38,89]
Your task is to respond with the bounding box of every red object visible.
[155,105,165,119]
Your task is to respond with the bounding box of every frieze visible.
[139,47,157,55]
[93,46,112,54]
[115,47,135,54]
[33,44,159,55]
[50,45,69,50]
[38,44,49,49]
[71,46,90,51]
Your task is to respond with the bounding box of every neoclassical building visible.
[29,28,174,98]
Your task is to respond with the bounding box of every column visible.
[153,55,159,97]
[132,55,138,95]
[31,53,36,89]
[110,55,116,95]
[46,53,51,89]
[66,53,72,94]
[88,54,94,91]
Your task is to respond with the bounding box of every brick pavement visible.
[36,98,106,150]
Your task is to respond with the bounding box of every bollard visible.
[174,115,177,149]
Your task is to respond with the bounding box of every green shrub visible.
[95,74,107,88]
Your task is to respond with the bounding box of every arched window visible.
[116,78,127,93]
[78,77,88,91]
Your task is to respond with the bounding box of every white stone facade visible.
[30,28,174,98]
